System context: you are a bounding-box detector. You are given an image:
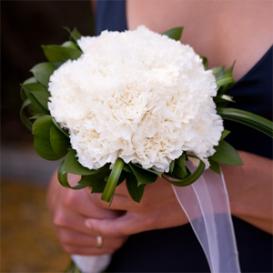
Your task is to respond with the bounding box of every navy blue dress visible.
[96,1,273,272]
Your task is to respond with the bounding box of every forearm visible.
[224,151,273,234]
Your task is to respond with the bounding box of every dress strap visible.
[95,0,127,35]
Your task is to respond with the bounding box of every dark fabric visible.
[95,0,127,35]
[96,1,273,272]
[226,46,273,159]
[108,218,273,273]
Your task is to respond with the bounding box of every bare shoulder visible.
[127,0,273,80]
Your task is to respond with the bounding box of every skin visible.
[48,175,127,255]
[48,0,273,255]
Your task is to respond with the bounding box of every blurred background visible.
[1,1,94,271]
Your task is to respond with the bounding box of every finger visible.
[91,193,137,211]
[53,207,102,236]
[64,189,117,219]
[57,228,125,248]
[85,213,152,236]
[115,182,130,196]
[67,173,81,187]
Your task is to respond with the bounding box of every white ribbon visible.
[72,254,110,273]
[73,166,240,273]
[172,166,241,273]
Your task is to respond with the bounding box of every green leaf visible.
[214,95,235,106]
[64,27,82,42]
[58,162,81,189]
[42,44,81,62]
[201,56,208,69]
[163,160,205,186]
[221,94,234,102]
[32,115,52,137]
[24,93,46,114]
[210,140,242,165]
[162,27,183,41]
[29,114,43,121]
[212,66,235,92]
[62,41,78,49]
[70,28,82,41]
[58,162,109,190]
[173,153,189,179]
[128,163,158,186]
[52,118,69,137]
[61,149,99,175]
[86,177,107,193]
[126,173,145,202]
[50,125,69,157]
[30,62,55,87]
[33,136,61,160]
[23,77,37,85]
[218,107,273,138]
[20,99,32,131]
[82,168,110,193]
[22,82,49,112]
[31,88,49,111]
[20,88,28,101]
[220,129,231,140]
[102,159,124,202]
[209,159,221,173]
[169,160,175,174]
[32,115,61,160]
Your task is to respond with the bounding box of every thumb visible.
[85,213,137,237]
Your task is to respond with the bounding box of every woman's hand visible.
[85,151,273,237]
[85,178,188,237]
[47,173,128,255]
[49,149,272,249]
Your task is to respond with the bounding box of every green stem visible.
[173,153,189,179]
[102,158,124,202]
[218,107,273,138]
[163,160,205,187]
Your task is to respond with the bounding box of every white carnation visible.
[48,26,223,172]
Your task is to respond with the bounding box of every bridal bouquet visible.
[20,26,272,273]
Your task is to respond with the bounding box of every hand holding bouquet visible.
[20,26,273,273]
